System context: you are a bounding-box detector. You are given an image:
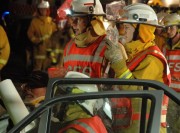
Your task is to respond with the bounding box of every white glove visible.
[105,38,124,64]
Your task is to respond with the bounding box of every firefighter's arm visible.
[27,20,41,44]
[27,20,50,44]
[0,26,10,70]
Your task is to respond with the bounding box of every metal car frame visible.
[8,78,180,133]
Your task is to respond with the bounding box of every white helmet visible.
[64,71,112,120]
[69,0,105,16]
[163,13,180,27]
[38,1,50,8]
[64,71,99,115]
[110,3,159,27]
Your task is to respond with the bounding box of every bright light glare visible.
[65,9,71,15]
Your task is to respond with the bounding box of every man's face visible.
[70,16,89,35]
[166,25,178,38]
[39,8,48,16]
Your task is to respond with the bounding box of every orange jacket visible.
[63,36,106,78]
[58,116,108,133]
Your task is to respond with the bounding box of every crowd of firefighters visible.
[0,0,179,133]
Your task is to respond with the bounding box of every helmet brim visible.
[115,20,164,28]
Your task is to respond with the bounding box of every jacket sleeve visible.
[27,19,41,44]
[120,55,164,91]
[0,26,10,70]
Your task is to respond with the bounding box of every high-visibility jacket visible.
[58,116,108,133]
[164,49,180,92]
[112,46,171,129]
[63,36,106,78]
[0,25,10,70]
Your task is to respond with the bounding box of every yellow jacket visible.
[111,24,168,133]
[27,16,57,45]
[0,25,10,70]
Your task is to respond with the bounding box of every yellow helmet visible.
[157,12,168,26]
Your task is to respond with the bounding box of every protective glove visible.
[40,34,51,41]
[105,38,129,77]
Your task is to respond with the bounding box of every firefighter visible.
[0,25,10,80]
[105,3,171,133]
[154,12,168,51]
[61,0,114,79]
[58,71,112,133]
[162,13,180,133]
[27,0,57,71]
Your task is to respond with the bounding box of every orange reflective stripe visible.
[127,45,171,86]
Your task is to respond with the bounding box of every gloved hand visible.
[105,38,124,64]
[40,34,50,41]
[105,38,128,77]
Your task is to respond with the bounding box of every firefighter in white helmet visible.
[0,25,10,80]
[162,13,180,133]
[27,0,57,71]
[105,3,171,133]
[57,0,115,79]
[57,71,112,133]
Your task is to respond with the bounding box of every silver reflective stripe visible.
[64,54,103,63]
[64,38,106,63]
[168,55,180,60]
[170,83,180,89]
[66,40,73,56]
[94,39,106,57]
[72,120,96,133]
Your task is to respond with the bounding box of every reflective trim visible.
[35,55,46,59]
[161,115,166,123]
[128,49,166,68]
[66,40,73,56]
[55,49,64,54]
[0,59,7,65]
[72,120,96,133]
[94,39,106,56]
[118,69,132,79]
[64,54,103,63]
[64,39,106,63]
[168,55,180,60]
[170,83,180,89]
